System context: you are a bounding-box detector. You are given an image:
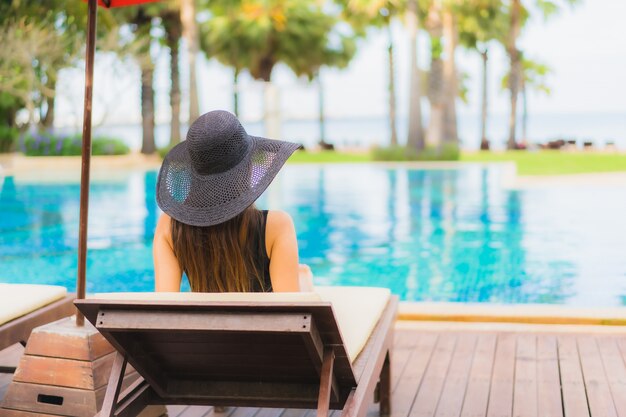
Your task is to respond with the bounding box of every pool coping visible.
[398,301,626,326]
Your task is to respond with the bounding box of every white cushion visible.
[0,284,67,326]
[90,286,391,362]
[315,286,391,361]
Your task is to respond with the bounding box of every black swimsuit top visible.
[250,210,272,292]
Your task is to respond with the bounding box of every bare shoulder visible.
[155,214,173,244]
[265,210,296,257]
[266,210,294,231]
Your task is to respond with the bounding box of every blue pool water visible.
[1,165,625,307]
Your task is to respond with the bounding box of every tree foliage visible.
[200,0,357,82]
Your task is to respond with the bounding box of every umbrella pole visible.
[76,0,98,326]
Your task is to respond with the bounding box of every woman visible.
[153,110,311,292]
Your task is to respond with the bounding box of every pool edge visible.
[398,301,626,326]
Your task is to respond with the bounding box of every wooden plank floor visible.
[1,323,625,417]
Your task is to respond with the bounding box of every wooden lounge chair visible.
[0,284,75,372]
[75,287,397,417]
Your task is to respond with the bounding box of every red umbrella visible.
[96,0,161,7]
[76,0,161,325]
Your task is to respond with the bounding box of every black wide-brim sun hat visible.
[157,110,301,226]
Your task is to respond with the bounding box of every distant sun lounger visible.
[0,284,75,370]
[75,286,398,417]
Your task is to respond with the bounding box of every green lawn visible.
[287,150,371,163]
[461,151,626,175]
[287,149,626,176]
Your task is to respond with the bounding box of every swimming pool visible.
[1,165,624,307]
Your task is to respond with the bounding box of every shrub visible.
[20,132,129,156]
[372,144,460,162]
[158,144,174,159]
[91,136,130,155]
[0,126,19,153]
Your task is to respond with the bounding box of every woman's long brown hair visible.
[170,206,267,292]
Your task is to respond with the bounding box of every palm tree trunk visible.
[181,0,200,122]
[425,1,444,150]
[165,12,182,146]
[442,8,458,145]
[264,82,281,139]
[141,64,156,154]
[41,76,56,129]
[387,21,398,147]
[480,48,489,150]
[521,75,528,147]
[317,72,326,145]
[406,0,424,151]
[41,95,55,129]
[233,69,240,117]
[507,0,522,150]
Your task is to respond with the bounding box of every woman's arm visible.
[153,214,183,292]
[266,210,300,292]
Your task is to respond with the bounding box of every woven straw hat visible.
[156,110,300,226]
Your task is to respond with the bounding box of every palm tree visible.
[181,0,200,122]
[457,0,507,150]
[505,0,578,149]
[442,6,458,146]
[506,0,523,149]
[405,0,424,151]
[384,11,399,146]
[342,0,405,148]
[200,0,356,139]
[161,8,183,145]
[111,3,169,154]
[0,1,88,130]
[131,9,157,154]
[502,56,551,146]
[425,0,445,150]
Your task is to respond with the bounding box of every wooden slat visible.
[434,334,477,417]
[513,334,538,417]
[0,373,12,399]
[141,341,310,356]
[0,409,62,417]
[98,310,312,333]
[578,336,618,417]
[166,379,320,404]
[254,408,285,417]
[171,405,212,417]
[318,349,337,417]
[25,323,113,361]
[460,334,496,417]
[598,337,626,417]
[390,331,418,392]
[225,407,261,417]
[1,381,98,416]
[536,335,563,417]
[6,323,626,417]
[167,405,191,417]
[486,333,516,417]
[558,336,590,417]
[0,344,24,370]
[282,408,312,417]
[13,351,115,390]
[408,333,457,417]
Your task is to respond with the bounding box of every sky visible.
[55,0,626,131]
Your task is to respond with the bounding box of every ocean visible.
[60,112,626,152]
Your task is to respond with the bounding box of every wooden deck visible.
[1,322,625,417]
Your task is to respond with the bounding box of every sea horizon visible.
[53,111,626,152]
